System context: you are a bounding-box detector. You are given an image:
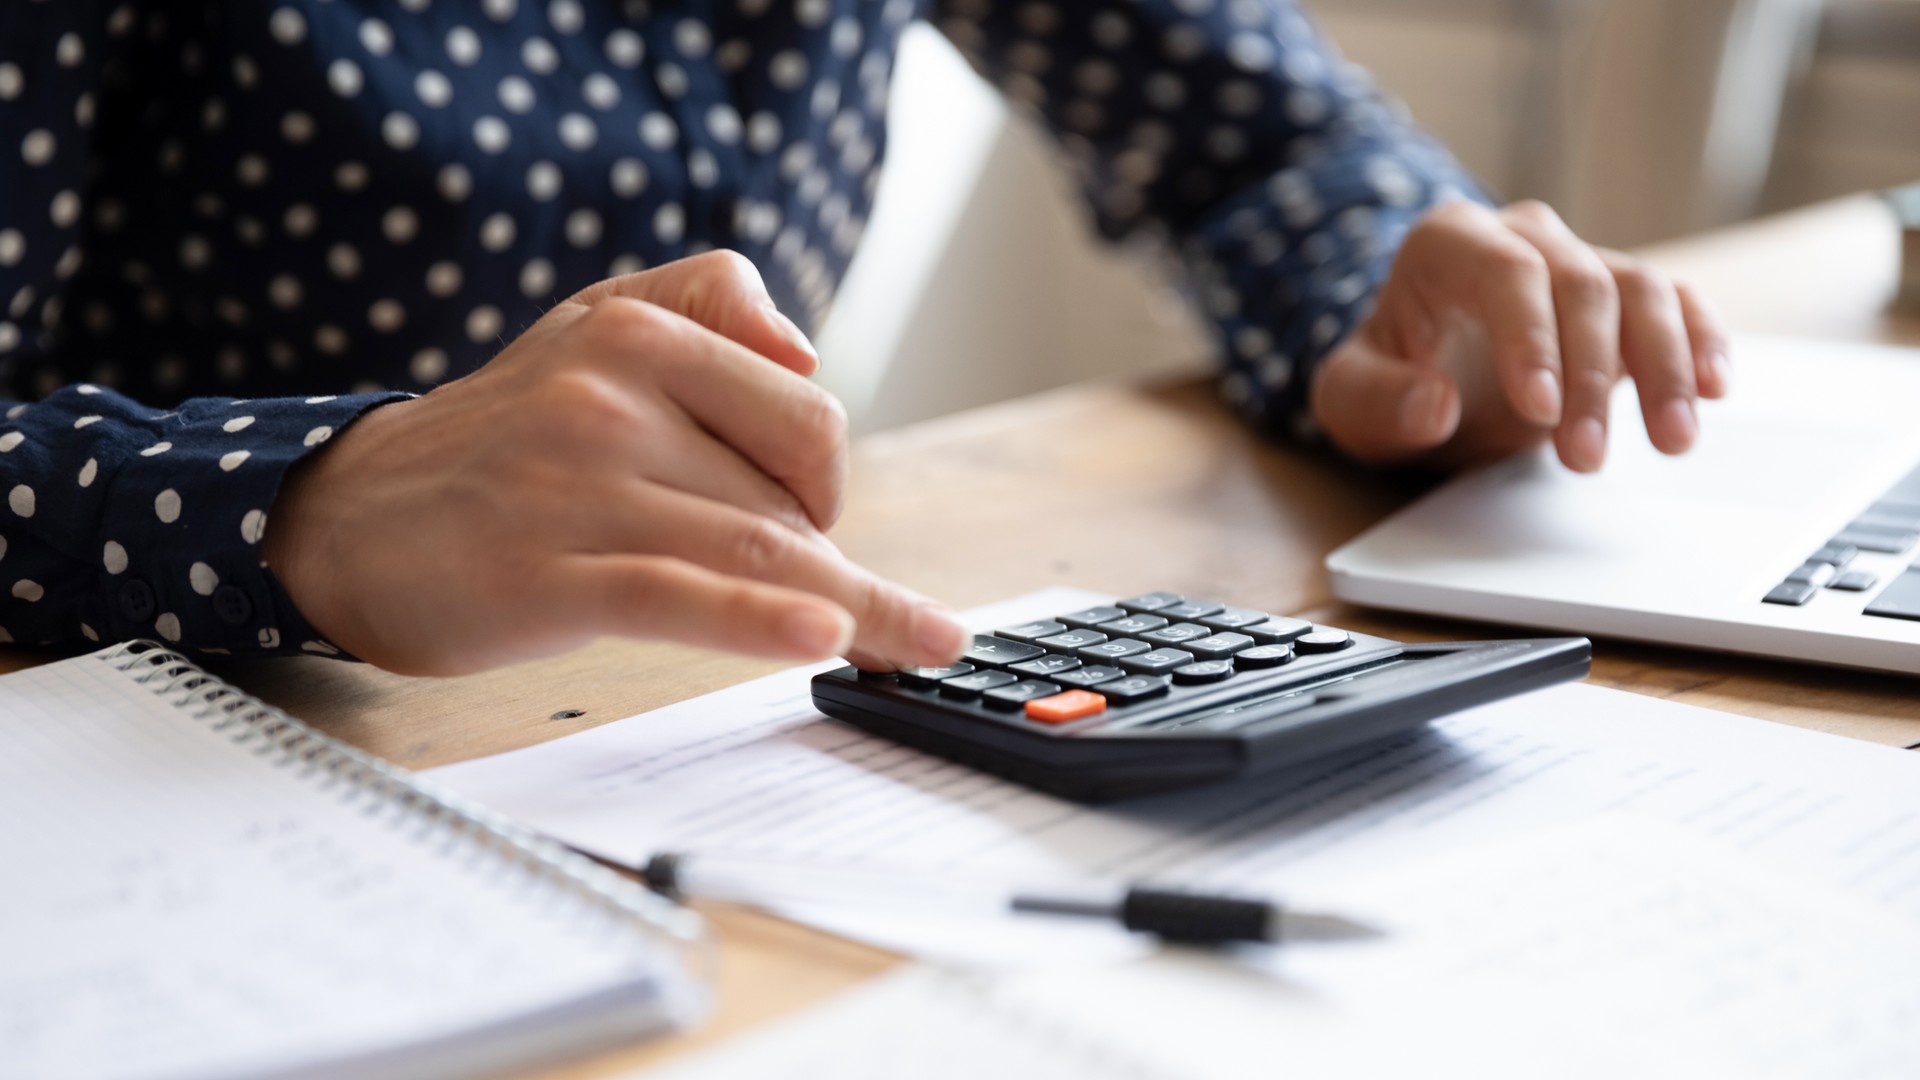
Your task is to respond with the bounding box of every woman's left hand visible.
[1310,199,1732,472]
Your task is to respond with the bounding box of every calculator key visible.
[1140,622,1211,645]
[1762,581,1817,606]
[1197,608,1272,631]
[1011,654,1084,678]
[940,670,1018,698]
[983,680,1062,709]
[1052,665,1125,688]
[1038,628,1108,651]
[1244,617,1313,644]
[964,635,1047,668]
[1808,544,1858,568]
[1829,569,1879,592]
[898,662,976,689]
[1117,592,1183,613]
[1160,600,1226,621]
[996,620,1068,643]
[1057,605,1128,628]
[1865,570,1920,622]
[1184,632,1256,659]
[1079,638,1151,662]
[1098,614,1169,635]
[1095,674,1172,703]
[1294,629,1353,653]
[1233,643,1295,669]
[1172,660,1235,684]
[1118,647,1194,675]
[1025,689,1108,724]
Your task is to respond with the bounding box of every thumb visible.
[1310,342,1461,464]
[576,250,821,376]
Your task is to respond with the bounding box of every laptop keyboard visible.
[1764,463,1920,621]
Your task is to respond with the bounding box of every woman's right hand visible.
[262,251,970,677]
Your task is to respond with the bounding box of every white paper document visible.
[432,588,1920,965]
[639,820,1920,1080]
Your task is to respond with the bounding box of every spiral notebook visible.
[0,644,711,1080]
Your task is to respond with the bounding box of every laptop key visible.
[964,636,1047,668]
[1832,526,1919,555]
[1865,571,1920,622]
[1808,544,1858,568]
[1829,570,1878,592]
[1762,581,1817,606]
[1785,562,1836,587]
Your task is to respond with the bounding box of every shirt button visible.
[119,579,156,622]
[212,585,254,626]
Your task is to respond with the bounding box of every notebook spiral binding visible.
[99,640,714,1015]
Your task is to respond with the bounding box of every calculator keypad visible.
[886,595,1377,730]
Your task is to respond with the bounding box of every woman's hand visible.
[263,251,969,676]
[1310,200,1732,471]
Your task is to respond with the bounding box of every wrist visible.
[262,398,410,653]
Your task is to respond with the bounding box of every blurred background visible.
[813,0,1920,432]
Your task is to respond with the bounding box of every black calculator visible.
[811,591,1590,801]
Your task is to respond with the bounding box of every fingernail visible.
[913,602,968,662]
[1522,369,1562,426]
[1399,379,1450,443]
[1708,350,1731,393]
[782,606,854,657]
[1568,417,1606,471]
[1657,397,1698,453]
[767,306,819,363]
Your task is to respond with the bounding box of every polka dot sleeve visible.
[0,386,407,656]
[933,0,1492,442]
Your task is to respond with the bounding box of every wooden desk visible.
[105,195,1920,1075]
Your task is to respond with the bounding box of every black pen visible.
[640,851,1371,946]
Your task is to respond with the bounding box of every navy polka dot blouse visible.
[0,0,1483,658]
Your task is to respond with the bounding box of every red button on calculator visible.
[1025,690,1108,724]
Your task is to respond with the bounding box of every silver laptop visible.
[1327,336,1920,675]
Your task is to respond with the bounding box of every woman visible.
[0,0,1725,674]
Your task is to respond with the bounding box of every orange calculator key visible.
[1025,689,1108,724]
